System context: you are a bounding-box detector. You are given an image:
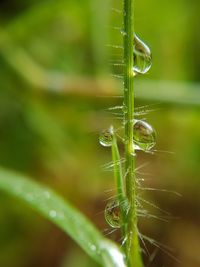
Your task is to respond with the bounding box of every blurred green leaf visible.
[0,167,126,267]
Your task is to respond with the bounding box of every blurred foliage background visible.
[0,0,199,267]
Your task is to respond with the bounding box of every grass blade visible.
[0,167,126,267]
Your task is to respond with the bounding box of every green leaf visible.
[0,167,126,267]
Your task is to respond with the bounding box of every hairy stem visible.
[123,0,143,266]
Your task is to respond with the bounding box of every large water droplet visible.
[133,120,156,151]
[133,34,152,75]
[99,127,114,147]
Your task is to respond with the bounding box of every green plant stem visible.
[111,132,126,230]
[112,134,125,202]
[123,1,143,266]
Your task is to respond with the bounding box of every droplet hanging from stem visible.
[99,127,114,147]
[133,34,152,75]
[133,120,156,151]
[104,198,129,228]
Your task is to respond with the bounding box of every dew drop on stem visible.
[99,127,114,147]
[105,199,122,228]
[104,198,129,228]
[133,120,156,151]
[133,34,152,75]
[120,29,127,36]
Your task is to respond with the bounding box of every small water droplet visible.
[120,29,127,36]
[133,120,156,151]
[99,127,114,147]
[89,243,97,251]
[133,34,152,75]
[105,198,129,228]
[105,199,122,228]
[49,210,57,218]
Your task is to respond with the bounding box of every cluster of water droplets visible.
[99,121,156,153]
[132,35,156,151]
[99,33,156,228]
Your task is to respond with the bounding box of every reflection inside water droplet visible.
[99,127,114,147]
[133,34,152,75]
[105,198,129,228]
[133,120,156,151]
[105,199,121,228]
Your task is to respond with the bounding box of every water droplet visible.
[133,34,152,75]
[105,199,121,228]
[133,120,156,151]
[89,243,97,252]
[120,29,127,36]
[104,198,129,228]
[99,127,114,147]
[49,210,57,218]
